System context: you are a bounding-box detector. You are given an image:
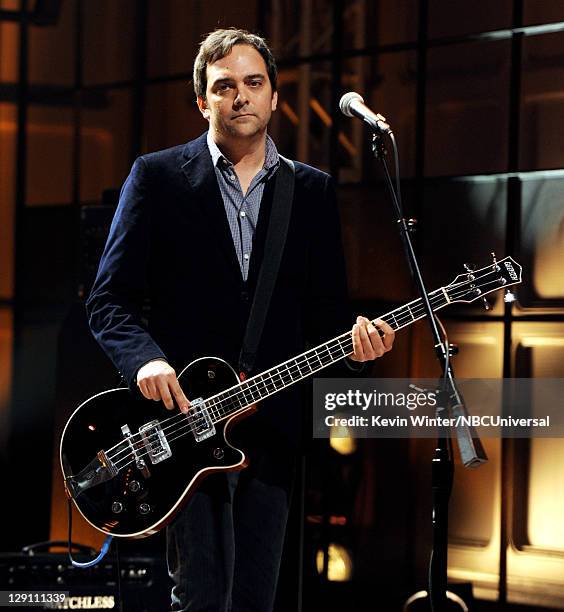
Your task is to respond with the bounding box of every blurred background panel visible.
[428,0,512,39]
[147,0,258,78]
[263,0,333,60]
[517,174,564,309]
[520,31,564,171]
[523,1,564,27]
[28,0,72,86]
[79,88,134,203]
[143,80,203,152]
[82,0,137,86]
[0,103,17,299]
[270,61,333,170]
[425,39,510,177]
[26,104,73,205]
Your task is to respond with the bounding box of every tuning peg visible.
[407,218,418,233]
[464,262,476,281]
[491,251,500,271]
[482,297,492,311]
[504,289,516,303]
[448,343,459,356]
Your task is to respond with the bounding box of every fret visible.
[340,335,353,353]
[320,346,333,363]
[319,345,335,365]
[297,358,312,377]
[245,384,259,403]
[304,353,320,372]
[312,349,324,369]
[239,387,255,407]
[286,363,296,382]
[314,348,328,366]
[273,367,285,388]
[255,380,267,399]
[405,303,415,321]
[264,374,279,393]
[289,361,302,379]
[205,398,220,420]
[339,340,350,357]
[256,375,270,396]
[230,391,244,409]
[327,340,346,360]
[278,367,293,386]
[224,391,243,411]
[261,371,277,393]
[292,360,304,378]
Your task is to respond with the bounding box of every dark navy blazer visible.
[86,132,353,444]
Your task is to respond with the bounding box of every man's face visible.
[198,44,277,141]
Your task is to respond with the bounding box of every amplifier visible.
[0,552,171,611]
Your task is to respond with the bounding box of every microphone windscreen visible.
[339,91,364,117]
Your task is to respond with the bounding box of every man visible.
[87,28,394,612]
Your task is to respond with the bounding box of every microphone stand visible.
[369,132,488,611]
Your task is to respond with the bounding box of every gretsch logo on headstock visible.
[503,260,518,281]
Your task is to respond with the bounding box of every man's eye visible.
[218,84,231,91]
[249,81,262,87]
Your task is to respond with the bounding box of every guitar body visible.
[60,357,255,539]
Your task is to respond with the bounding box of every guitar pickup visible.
[187,398,216,443]
[139,420,172,464]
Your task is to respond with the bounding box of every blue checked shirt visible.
[207,131,280,281]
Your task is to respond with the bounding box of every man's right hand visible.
[136,359,190,413]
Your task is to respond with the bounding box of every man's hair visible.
[193,28,277,99]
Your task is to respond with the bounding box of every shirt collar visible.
[206,131,280,173]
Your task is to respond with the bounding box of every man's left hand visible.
[349,316,395,362]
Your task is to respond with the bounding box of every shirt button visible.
[244,254,250,260]
[240,211,246,218]
[229,174,236,181]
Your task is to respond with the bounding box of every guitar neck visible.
[206,287,451,423]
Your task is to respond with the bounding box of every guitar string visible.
[132,270,506,448]
[106,269,502,462]
[107,285,448,464]
[107,271,508,471]
[110,279,506,472]
[107,271,507,468]
[136,276,507,457]
[107,271,505,469]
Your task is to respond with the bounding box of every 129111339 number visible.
[0,591,68,607]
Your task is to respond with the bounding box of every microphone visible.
[339,92,391,134]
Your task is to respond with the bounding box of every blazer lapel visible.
[180,135,243,284]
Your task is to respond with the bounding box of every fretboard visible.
[204,287,450,423]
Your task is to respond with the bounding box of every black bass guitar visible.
[60,255,522,539]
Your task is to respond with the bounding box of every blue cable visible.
[70,535,113,568]
[67,499,113,568]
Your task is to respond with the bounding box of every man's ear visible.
[197,95,210,120]
[271,90,278,112]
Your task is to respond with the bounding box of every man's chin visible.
[227,124,265,139]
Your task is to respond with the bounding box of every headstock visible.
[445,254,522,306]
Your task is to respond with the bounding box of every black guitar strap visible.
[239,155,295,375]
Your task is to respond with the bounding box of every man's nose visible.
[233,88,249,107]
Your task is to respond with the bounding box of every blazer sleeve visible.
[86,157,167,389]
